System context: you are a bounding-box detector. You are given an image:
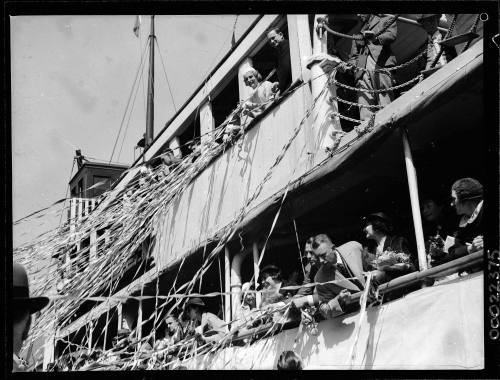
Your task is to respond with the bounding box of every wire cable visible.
[109,40,149,164]
[155,37,177,112]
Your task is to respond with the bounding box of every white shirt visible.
[459,200,483,228]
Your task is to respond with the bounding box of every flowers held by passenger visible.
[372,250,411,270]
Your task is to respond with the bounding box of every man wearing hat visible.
[184,298,227,344]
[431,178,484,264]
[13,262,50,372]
[416,14,456,71]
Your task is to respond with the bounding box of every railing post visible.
[310,15,342,152]
[252,242,262,309]
[287,15,313,83]
[137,299,143,342]
[230,251,248,319]
[117,303,123,330]
[224,247,231,324]
[200,101,215,149]
[401,127,428,271]
[90,230,97,264]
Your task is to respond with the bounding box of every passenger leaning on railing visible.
[225,67,278,140]
[295,237,321,297]
[182,297,227,344]
[266,28,292,94]
[429,178,484,266]
[291,235,364,319]
[416,14,457,71]
[241,67,278,118]
[341,14,398,122]
[362,212,416,287]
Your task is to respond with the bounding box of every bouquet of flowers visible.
[372,250,411,270]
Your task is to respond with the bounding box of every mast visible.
[145,15,155,149]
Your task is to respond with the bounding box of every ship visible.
[14,13,491,371]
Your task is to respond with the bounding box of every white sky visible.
[11,15,259,247]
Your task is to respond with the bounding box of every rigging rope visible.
[155,37,178,112]
[109,40,149,164]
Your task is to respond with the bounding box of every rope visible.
[109,40,149,164]
[320,14,400,41]
[155,37,177,112]
[332,95,383,109]
[331,74,423,94]
[430,14,458,68]
[461,14,481,53]
[117,48,148,162]
[348,48,428,74]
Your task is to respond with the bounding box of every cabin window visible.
[252,23,292,94]
[177,114,201,157]
[77,178,84,198]
[93,175,110,197]
[211,74,240,129]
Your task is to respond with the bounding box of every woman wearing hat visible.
[362,212,416,286]
[431,178,484,265]
[184,298,227,344]
[13,262,50,372]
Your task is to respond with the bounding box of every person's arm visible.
[201,313,227,343]
[319,289,351,319]
[348,38,360,67]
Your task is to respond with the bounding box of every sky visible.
[11,15,259,247]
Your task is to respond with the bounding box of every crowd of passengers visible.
[51,177,483,370]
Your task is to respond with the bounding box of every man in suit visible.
[347,14,398,121]
[292,234,364,319]
[311,235,365,318]
[267,28,292,94]
[13,262,50,372]
[417,14,456,71]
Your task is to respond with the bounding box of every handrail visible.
[376,250,483,295]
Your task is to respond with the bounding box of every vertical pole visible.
[200,101,215,149]
[145,15,155,148]
[224,247,231,324]
[90,230,97,264]
[103,309,110,350]
[252,242,262,309]
[137,300,143,341]
[401,127,428,271]
[68,199,76,277]
[77,198,83,222]
[311,15,342,152]
[117,303,123,330]
[88,321,93,352]
[286,15,313,83]
[230,252,247,319]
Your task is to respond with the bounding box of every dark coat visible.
[274,39,292,93]
[448,205,483,260]
[348,14,397,81]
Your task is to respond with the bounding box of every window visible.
[177,114,201,157]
